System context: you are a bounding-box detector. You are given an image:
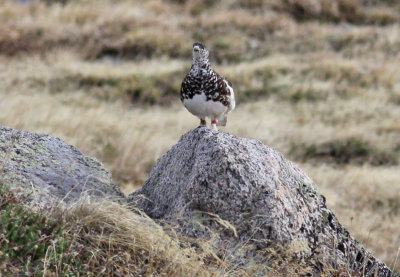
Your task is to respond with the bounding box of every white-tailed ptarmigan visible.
[180,42,235,130]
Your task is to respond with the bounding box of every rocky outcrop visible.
[0,127,124,205]
[1,126,396,276]
[130,127,399,277]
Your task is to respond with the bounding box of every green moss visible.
[0,184,86,276]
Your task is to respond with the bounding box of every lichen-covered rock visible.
[0,127,125,205]
[130,127,398,277]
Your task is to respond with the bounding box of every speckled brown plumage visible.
[180,42,235,128]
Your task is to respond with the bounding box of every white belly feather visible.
[183,93,228,119]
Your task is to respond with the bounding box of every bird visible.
[180,42,235,130]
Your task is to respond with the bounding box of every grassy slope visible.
[0,184,219,276]
[0,0,399,274]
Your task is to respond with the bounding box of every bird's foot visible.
[210,120,218,131]
[198,119,207,127]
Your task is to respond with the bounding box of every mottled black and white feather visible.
[181,42,235,128]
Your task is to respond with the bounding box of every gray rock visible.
[0,127,125,205]
[130,127,398,277]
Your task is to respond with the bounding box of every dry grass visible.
[2,184,327,276]
[1,0,400,275]
[57,199,217,276]
[0,183,217,276]
[303,165,400,273]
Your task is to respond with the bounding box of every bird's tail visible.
[217,114,227,126]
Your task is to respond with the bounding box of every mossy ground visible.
[0,184,85,276]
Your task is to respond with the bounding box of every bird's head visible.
[192,42,209,67]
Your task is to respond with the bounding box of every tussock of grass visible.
[292,137,397,165]
[58,200,217,276]
[283,0,364,23]
[54,70,185,105]
[90,29,190,60]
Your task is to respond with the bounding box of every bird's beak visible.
[193,46,200,52]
